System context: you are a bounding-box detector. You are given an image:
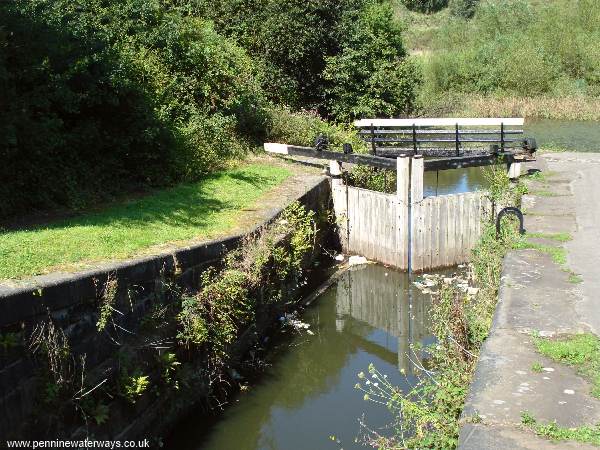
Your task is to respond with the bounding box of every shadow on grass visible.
[9,168,277,233]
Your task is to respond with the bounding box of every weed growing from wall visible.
[177,202,318,368]
[96,274,118,332]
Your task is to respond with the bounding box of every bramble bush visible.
[177,202,318,364]
[448,0,479,18]
[265,107,366,152]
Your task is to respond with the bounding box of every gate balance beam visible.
[264,143,515,172]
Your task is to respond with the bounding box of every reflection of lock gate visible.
[335,266,431,376]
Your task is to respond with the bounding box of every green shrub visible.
[448,0,479,18]
[323,2,421,122]
[422,0,600,99]
[191,0,370,109]
[265,107,366,151]
[1,0,417,218]
[346,166,397,193]
[401,0,448,14]
[0,0,266,218]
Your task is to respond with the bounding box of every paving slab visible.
[494,250,584,334]
[524,213,577,235]
[460,424,598,450]
[521,195,576,216]
[459,153,600,449]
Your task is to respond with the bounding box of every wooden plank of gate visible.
[355,188,362,256]
[467,194,473,259]
[348,188,357,254]
[433,198,441,269]
[438,196,447,268]
[466,194,474,259]
[450,195,460,265]
[425,198,433,271]
[370,192,377,262]
[419,202,426,272]
[458,194,466,264]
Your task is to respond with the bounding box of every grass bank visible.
[0,162,291,280]
[394,0,600,121]
[420,93,600,122]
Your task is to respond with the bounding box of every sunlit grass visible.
[0,163,291,280]
[534,333,600,398]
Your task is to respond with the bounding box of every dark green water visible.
[168,265,433,450]
[526,119,600,152]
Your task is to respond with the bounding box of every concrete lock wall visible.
[0,177,330,440]
[331,156,493,272]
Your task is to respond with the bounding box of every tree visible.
[323,2,421,121]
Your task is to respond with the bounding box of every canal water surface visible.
[166,166,488,449]
[168,265,434,450]
[526,119,600,152]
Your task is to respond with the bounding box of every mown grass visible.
[534,333,600,398]
[0,163,291,280]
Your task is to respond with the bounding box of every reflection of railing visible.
[334,266,431,375]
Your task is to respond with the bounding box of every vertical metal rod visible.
[412,123,417,155]
[500,122,505,152]
[407,157,412,275]
[370,123,376,155]
[344,169,350,247]
[455,123,460,156]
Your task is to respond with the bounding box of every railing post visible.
[397,155,410,270]
[455,123,460,156]
[409,155,424,273]
[500,122,505,152]
[412,123,417,155]
[508,161,522,179]
[411,155,424,205]
[370,123,376,155]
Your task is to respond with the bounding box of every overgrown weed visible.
[356,166,523,448]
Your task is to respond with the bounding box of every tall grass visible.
[417,0,600,117]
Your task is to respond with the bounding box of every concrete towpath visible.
[458,152,600,449]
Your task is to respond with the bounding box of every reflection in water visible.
[168,265,434,450]
[335,266,432,376]
[423,166,488,197]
